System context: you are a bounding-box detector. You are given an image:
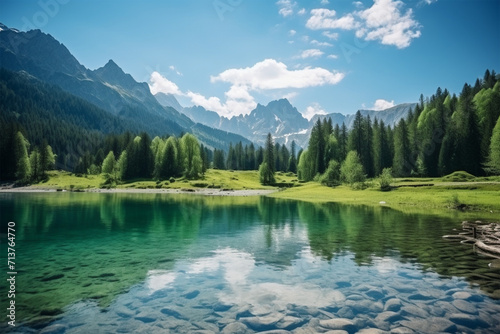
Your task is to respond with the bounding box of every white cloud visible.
[298,8,306,15]
[322,31,339,40]
[306,8,358,30]
[306,0,421,49]
[311,39,333,47]
[371,99,395,110]
[169,65,182,76]
[185,85,257,119]
[353,1,364,8]
[289,29,297,36]
[211,58,344,90]
[299,49,324,58]
[157,59,345,119]
[149,71,183,96]
[303,102,328,121]
[282,92,298,100]
[277,0,296,17]
[327,54,338,59]
[357,0,421,48]
[321,0,330,4]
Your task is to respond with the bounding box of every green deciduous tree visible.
[102,151,119,184]
[13,131,31,183]
[180,133,202,179]
[340,150,365,187]
[320,160,341,187]
[485,115,500,174]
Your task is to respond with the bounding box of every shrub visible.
[320,160,341,187]
[340,151,366,188]
[442,171,475,182]
[379,168,393,191]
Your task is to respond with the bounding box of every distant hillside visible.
[161,91,416,149]
[0,23,251,151]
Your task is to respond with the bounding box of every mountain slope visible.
[162,91,414,148]
[0,23,250,150]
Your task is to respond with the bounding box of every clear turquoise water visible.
[0,192,499,333]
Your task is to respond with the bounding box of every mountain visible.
[163,90,415,148]
[154,92,184,112]
[0,23,250,151]
[163,97,310,147]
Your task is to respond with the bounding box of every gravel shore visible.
[0,185,278,197]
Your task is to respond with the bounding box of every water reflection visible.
[0,192,499,332]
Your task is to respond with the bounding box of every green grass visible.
[32,170,500,220]
[34,171,105,190]
[33,169,298,191]
[271,180,500,220]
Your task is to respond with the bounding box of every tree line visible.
[2,69,498,186]
[297,69,500,186]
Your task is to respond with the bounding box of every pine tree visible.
[288,140,297,173]
[260,133,275,185]
[226,143,236,170]
[29,147,42,182]
[393,119,411,177]
[339,122,348,162]
[213,149,226,170]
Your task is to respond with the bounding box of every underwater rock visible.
[39,324,67,334]
[452,300,478,315]
[41,273,64,282]
[399,317,457,333]
[319,318,356,332]
[365,289,385,300]
[160,307,188,320]
[383,298,402,312]
[183,290,200,299]
[449,313,488,329]
[221,321,251,334]
[240,314,284,331]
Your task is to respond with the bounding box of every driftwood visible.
[443,221,500,259]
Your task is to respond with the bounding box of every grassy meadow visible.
[28,170,500,220]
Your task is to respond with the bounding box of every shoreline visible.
[0,185,278,197]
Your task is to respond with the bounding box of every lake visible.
[1,192,499,333]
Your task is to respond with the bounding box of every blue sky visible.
[1,0,499,119]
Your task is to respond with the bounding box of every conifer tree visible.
[260,133,275,185]
[288,140,297,173]
[393,119,411,177]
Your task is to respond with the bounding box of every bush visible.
[340,151,366,188]
[191,182,209,188]
[379,168,393,191]
[169,177,176,183]
[320,160,341,187]
[442,171,475,182]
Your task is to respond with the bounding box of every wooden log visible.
[475,240,500,256]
